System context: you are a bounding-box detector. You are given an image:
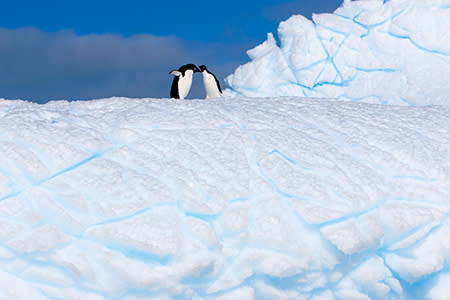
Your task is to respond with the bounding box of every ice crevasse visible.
[225,0,450,106]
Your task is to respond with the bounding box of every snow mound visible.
[225,0,450,106]
[0,97,449,299]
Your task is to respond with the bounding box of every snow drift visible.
[0,97,449,299]
[225,0,450,106]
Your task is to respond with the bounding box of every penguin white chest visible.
[202,71,222,98]
[178,70,194,99]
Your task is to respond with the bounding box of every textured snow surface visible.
[0,97,450,299]
[225,0,450,106]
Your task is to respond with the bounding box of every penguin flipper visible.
[170,70,182,76]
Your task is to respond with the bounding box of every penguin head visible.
[169,64,200,76]
[199,65,208,72]
[180,64,200,73]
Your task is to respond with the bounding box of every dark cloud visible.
[0,27,250,103]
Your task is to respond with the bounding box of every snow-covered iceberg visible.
[0,97,449,299]
[225,0,450,106]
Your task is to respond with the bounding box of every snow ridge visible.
[225,0,450,106]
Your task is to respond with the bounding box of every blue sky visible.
[0,0,342,102]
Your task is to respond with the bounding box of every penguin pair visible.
[169,64,222,99]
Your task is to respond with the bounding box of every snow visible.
[0,96,449,299]
[225,0,450,106]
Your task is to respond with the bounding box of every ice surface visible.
[0,96,449,299]
[225,0,450,106]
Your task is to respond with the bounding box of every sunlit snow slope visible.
[0,97,449,299]
[225,0,450,106]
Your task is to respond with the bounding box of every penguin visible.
[169,64,200,99]
[199,65,222,98]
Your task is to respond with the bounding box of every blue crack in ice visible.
[33,153,102,186]
[387,32,450,57]
[268,149,311,170]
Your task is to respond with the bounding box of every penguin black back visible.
[215,75,222,94]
